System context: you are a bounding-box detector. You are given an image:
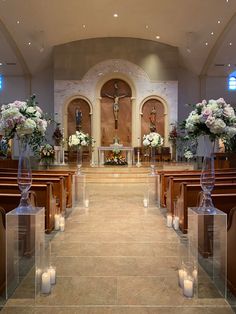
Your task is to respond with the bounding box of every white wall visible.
[206,76,236,105]
[0,75,29,104]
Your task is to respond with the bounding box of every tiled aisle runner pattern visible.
[1,182,234,313]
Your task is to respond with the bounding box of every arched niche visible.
[100,78,132,146]
[67,98,91,138]
[141,98,166,140]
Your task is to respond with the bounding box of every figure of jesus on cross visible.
[105,82,127,129]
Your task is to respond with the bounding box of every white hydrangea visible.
[143,132,163,147]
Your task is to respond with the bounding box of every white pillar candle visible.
[48,266,56,285]
[183,277,194,298]
[178,268,187,288]
[59,216,65,231]
[84,199,89,208]
[41,271,51,294]
[143,198,148,208]
[166,214,173,227]
[54,214,60,231]
[173,216,179,230]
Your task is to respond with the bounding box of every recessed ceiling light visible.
[205,42,208,46]
[156,35,160,39]
[211,32,214,35]
[229,42,232,46]
[16,20,20,24]
[113,13,118,18]
[218,20,221,24]
[28,42,31,46]
[82,24,86,28]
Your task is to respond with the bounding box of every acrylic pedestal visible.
[54,146,61,164]
[72,174,88,208]
[5,206,45,300]
[188,207,227,298]
[144,174,159,208]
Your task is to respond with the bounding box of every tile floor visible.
[1,179,235,313]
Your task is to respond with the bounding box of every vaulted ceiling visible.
[0,0,235,77]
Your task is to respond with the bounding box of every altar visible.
[98,146,134,166]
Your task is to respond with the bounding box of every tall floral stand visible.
[150,146,156,175]
[199,135,215,211]
[188,207,227,298]
[54,146,61,165]
[72,146,88,208]
[5,206,45,299]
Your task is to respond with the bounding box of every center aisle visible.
[3,175,233,313]
[37,180,232,314]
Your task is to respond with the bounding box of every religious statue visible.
[105,82,127,129]
[149,106,157,132]
[75,107,82,131]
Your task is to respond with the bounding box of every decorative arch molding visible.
[54,58,178,161]
[139,95,169,145]
[62,95,93,140]
[139,95,168,116]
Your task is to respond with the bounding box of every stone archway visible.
[100,79,132,146]
[67,98,91,162]
[67,98,91,138]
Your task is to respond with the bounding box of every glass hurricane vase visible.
[199,135,215,212]
[17,136,33,211]
[76,145,83,175]
[150,146,156,175]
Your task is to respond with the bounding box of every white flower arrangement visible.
[143,132,164,147]
[184,98,236,140]
[0,95,48,154]
[184,150,193,160]
[40,144,55,164]
[68,131,91,147]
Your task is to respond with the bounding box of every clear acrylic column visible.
[188,207,227,298]
[144,174,159,208]
[6,207,45,299]
[72,174,88,208]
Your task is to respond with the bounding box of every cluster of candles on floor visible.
[54,214,65,231]
[166,214,179,230]
[178,261,197,298]
[37,266,56,294]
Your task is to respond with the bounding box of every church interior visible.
[0,1,236,313]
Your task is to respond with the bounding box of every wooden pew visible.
[0,176,66,214]
[160,169,236,207]
[32,170,74,208]
[176,182,236,233]
[0,206,6,295]
[0,183,57,233]
[0,169,74,208]
[227,207,236,297]
[166,175,236,215]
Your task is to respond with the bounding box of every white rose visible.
[223,105,235,118]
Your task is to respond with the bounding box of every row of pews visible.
[0,167,76,296]
[158,168,236,296]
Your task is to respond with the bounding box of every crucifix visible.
[105,82,127,129]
